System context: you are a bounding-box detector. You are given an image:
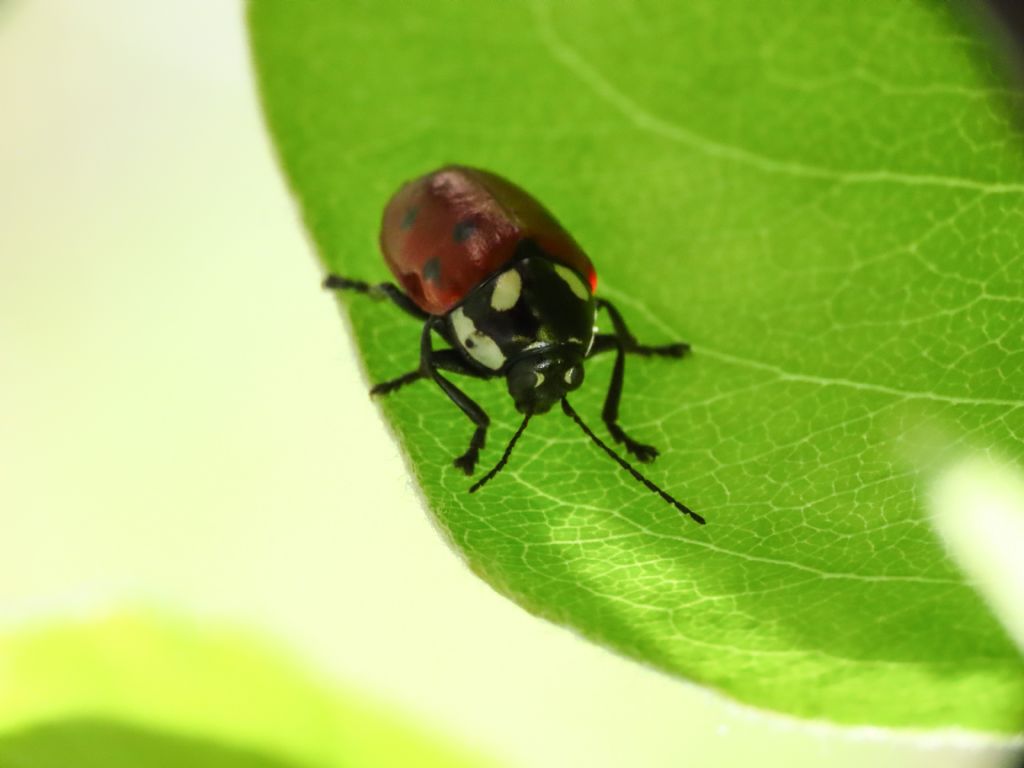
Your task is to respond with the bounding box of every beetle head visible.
[506,348,585,415]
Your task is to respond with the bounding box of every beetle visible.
[326,166,704,524]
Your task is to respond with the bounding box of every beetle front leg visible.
[370,350,484,397]
[420,321,491,475]
[324,274,429,321]
[590,333,660,463]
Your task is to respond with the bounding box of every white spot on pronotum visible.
[451,307,505,370]
[554,264,589,300]
[564,366,580,386]
[490,269,522,311]
[533,372,545,388]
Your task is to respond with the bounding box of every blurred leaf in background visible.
[0,721,303,768]
[250,0,1024,732]
[0,615,494,768]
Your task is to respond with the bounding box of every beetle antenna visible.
[469,413,532,494]
[560,399,705,525]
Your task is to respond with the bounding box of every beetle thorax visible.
[446,252,596,412]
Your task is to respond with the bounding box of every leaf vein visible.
[532,1,1024,195]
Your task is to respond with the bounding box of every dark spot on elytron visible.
[453,219,476,242]
[465,337,476,348]
[423,257,442,284]
[400,207,418,230]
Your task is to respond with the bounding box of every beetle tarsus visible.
[625,440,659,463]
[323,274,370,292]
[631,341,690,358]
[453,448,480,475]
[370,370,423,396]
[607,423,660,463]
[455,425,488,475]
[325,273,429,320]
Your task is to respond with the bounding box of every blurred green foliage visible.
[0,615,492,768]
[0,721,303,768]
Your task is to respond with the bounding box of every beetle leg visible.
[586,335,617,356]
[594,298,689,358]
[370,370,423,396]
[591,332,660,463]
[324,274,429,321]
[421,320,491,475]
[587,299,689,463]
[370,351,487,396]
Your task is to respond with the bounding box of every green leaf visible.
[249,0,1024,731]
[0,615,492,768]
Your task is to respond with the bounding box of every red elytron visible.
[380,165,597,315]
